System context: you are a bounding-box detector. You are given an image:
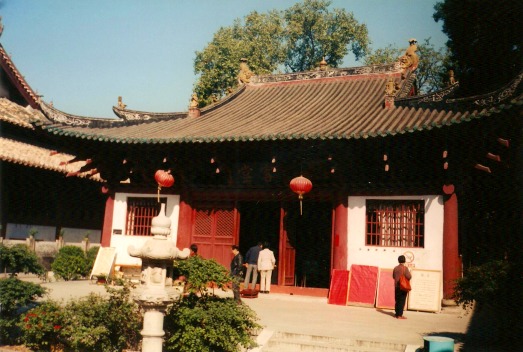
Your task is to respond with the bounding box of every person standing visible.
[393,255,411,319]
[243,242,263,291]
[230,245,243,303]
[258,242,276,294]
[189,243,198,257]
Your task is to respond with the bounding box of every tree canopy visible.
[193,0,369,106]
[433,0,522,96]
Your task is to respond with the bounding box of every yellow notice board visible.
[407,269,442,312]
[89,247,116,280]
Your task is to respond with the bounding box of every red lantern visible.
[290,175,312,215]
[155,170,174,201]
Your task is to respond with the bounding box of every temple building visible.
[1,35,521,299]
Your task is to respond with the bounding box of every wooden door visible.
[191,202,239,268]
[278,207,296,286]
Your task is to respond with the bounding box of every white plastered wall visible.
[347,195,444,271]
[110,193,181,266]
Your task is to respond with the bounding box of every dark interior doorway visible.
[284,201,332,288]
[238,202,281,283]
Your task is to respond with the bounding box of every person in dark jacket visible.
[243,242,263,290]
[230,245,243,303]
[393,255,412,319]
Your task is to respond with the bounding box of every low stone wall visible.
[0,238,100,271]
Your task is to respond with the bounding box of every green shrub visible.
[0,243,44,276]
[0,277,47,344]
[166,256,260,351]
[174,255,231,295]
[16,284,141,351]
[86,246,100,272]
[51,246,89,281]
[18,301,63,351]
[58,284,141,351]
[165,294,259,352]
[453,260,511,310]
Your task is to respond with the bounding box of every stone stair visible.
[260,332,407,352]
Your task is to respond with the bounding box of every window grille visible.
[126,198,165,236]
[366,200,424,247]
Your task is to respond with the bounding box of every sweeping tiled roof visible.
[0,98,101,180]
[0,44,40,109]
[0,97,45,128]
[0,137,102,181]
[39,65,523,145]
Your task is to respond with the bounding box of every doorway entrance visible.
[239,200,332,288]
[284,201,332,288]
[238,201,280,284]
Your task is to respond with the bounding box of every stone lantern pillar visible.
[128,203,189,352]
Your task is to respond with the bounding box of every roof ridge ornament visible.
[384,77,397,109]
[188,93,201,118]
[238,58,253,84]
[117,96,127,110]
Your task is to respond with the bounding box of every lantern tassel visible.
[299,194,304,215]
[157,185,162,202]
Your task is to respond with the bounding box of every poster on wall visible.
[407,269,442,312]
[347,265,379,307]
[376,268,395,309]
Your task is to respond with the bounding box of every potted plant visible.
[96,273,108,285]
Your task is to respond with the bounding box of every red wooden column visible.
[442,184,462,299]
[176,199,193,250]
[332,198,348,271]
[100,193,115,247]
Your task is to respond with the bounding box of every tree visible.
[283,0,369,72]
[194,11,285,107]
[194,0,369,105]
[363,44,403,66]
[433,0,523,96]
[364,38,451,94]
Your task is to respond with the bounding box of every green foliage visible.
[194,10,285,107]
[194,0,369,104]
[453,260,511,310]
[433,0,522,95]
[364,38,451,94]
[18,284,141,351]
[51,246,89,281]
[363,44,403,66]
[165,294,260,352]
[86,246,100,272]
[283,0,369,72]
[0,243,45,276]
[174,255,231,295]
[18,301,63,351]
[0,277,46,344]
[167,256,260,351]
[57,285,141,352]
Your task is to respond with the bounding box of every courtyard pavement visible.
[27,278,472,351]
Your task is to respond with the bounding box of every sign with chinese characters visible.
[407,269,442,312]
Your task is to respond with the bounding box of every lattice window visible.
[126,198,165,236]
[366,200,424,248]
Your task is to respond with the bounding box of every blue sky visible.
[0,0,447,118]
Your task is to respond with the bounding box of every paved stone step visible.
[261,332,406,352]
